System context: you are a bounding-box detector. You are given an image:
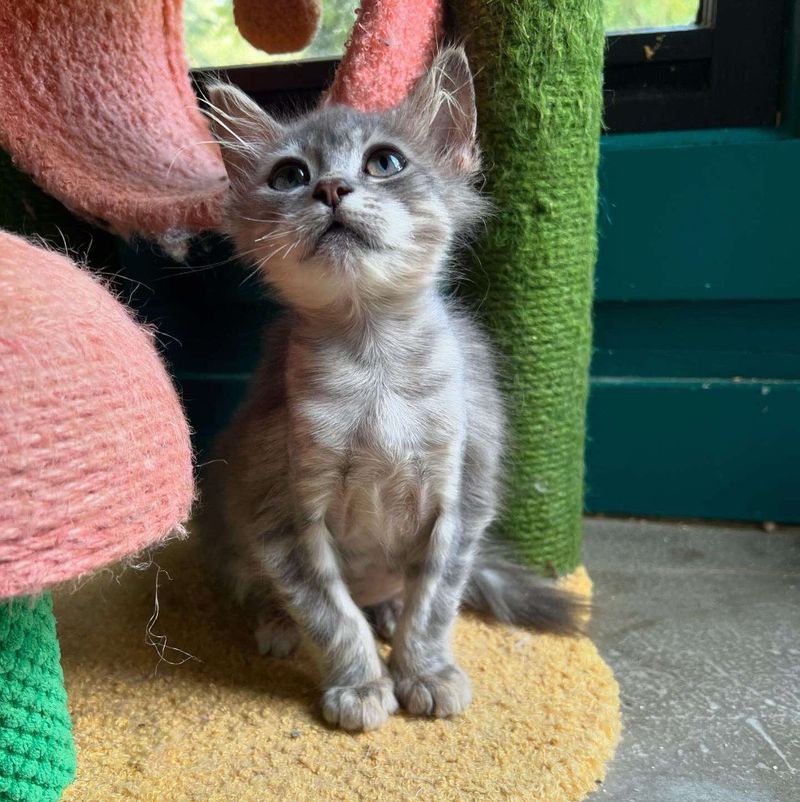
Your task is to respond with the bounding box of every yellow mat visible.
[53,540,619,801]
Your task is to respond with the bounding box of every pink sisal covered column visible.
[327,0,443,112]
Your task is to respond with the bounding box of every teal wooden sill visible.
[588,125,800,524]
[597,127,800,302]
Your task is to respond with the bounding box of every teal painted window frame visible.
[585,3,800,522]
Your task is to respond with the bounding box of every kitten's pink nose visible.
[312,179,353,209]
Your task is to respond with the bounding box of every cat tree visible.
[0,2,613,800]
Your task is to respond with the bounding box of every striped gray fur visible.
[198,48,582,733]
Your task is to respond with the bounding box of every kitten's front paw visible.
[255,617,301,658]
[321,676,398,731]
[394,664,471,718]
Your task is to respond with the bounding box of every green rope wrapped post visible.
[452,1,604,574]
[0,595,75,802]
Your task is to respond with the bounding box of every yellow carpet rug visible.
[53,540,619,801]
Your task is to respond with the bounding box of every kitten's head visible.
[206,47,485,313]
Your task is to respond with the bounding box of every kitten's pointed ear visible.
[203,82,283,183]
[400,47,479,174]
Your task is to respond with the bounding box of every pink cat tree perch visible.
[0,0,441,240]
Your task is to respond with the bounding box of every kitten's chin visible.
[262,253,348,312]
[264,242,437,314]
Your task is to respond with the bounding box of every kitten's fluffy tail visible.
[463,545,588,634]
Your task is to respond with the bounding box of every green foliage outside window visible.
[605,0,699,33]
[184,0,701,70]
[184,0,356,68]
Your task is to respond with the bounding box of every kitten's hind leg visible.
[255,607,301,658]
[365,595,404,641]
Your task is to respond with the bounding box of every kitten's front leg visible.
[390,509,475,718]
[265,519,397,731]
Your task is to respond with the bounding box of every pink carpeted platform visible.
[0,232,194,598]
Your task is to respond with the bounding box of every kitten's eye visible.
[268,160,310,191]
[364,148,406,178]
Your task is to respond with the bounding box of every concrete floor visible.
[583,518,799,802]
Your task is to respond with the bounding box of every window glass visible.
[605,0,701,33]
[184,0,356,69]
[185,1,705,69]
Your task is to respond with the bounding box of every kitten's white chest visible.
[319,379,441,605]
[289,320,464,606]
[299,371,437,454]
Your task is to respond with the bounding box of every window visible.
[185,0,788,134]
[184,1,704,69]
[184,0,355,68]
[604,0,787,131]
[605,0,701,34]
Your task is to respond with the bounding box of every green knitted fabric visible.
[0,595,75,802]
[451,1,604,574]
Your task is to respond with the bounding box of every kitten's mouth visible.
[315,218,369,250]
[321,219,351,237]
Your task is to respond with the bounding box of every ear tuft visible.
[401,46,479,175]
[202,82,283,183]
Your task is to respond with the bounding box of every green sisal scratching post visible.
[0,595,75,802]
[451,1,604,574]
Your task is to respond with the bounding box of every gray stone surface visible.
[583,518,799,802]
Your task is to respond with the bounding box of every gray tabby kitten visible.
[199,47,581,733]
